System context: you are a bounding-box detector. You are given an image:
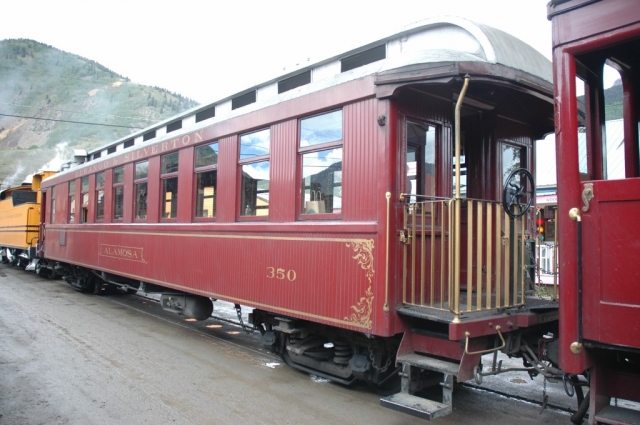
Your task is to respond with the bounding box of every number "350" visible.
[266,267,297,281]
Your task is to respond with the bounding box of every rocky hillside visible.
[0,39,198,188]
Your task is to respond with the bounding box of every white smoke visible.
[40,142,69,172]
[1,164,25,189]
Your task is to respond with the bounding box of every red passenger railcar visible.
[38,17,560,420]
[548,0,640,423]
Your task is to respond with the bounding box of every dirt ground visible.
[0,264,574,425]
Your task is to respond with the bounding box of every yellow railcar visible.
[0,171,55,266]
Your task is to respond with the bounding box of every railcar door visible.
[573,59,640,349]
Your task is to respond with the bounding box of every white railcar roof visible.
[79,16,551,165]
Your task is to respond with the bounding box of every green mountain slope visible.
[0,39,198,187]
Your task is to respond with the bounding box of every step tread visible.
[396,353,459,376]
[381,393,451,420]
[595,405,640,425]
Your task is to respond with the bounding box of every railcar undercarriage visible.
[250,309,401,391]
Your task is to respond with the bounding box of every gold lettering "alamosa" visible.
[99,244,147,264]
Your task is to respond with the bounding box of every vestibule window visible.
[96,172,105,221]
[161,153,179,219]
[113,167,124,220]
[300,110,342,216]
[502,143,524,185]
[407,122,437,201]
[195,143,218,219]
[239,129,270,217]
[68,180,76,223]
[135,161,148,220]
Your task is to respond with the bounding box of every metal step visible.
[396,353,460,377]
[380,393,452,421]
[595,405,640,425]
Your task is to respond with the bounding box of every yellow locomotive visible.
[0,171,55,267]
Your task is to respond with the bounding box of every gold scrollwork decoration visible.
[344,285,374,329]
[582,183,594,212]
[346,240,375,283]
[344,240,375,328]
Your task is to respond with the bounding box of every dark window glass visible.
[96,172,105,188]
[278,70,311,94]
[196,171,217,218]
[107,146,116,154]
[96,190,104,221]
[135,183,147,219]
[195,106,216,122]
[114,186,124,220]
[143,130,156,141]
[113,167,124,184]
[167,120,182,133]
[136,161,149,180]
[161,153,179,174]
[162,178,178,219]
[93,152,102,160]
[195,143,219,168]
[232,91,256,110]
[341,44,386,72]
[124,139,134,149]
[81,176,89,192]
[113,167,125,221]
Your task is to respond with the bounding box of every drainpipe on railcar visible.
[453,75,470,323]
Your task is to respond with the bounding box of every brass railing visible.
[402,197,527,319]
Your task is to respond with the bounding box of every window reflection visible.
[196,171,217,218]
[300,110,342,147]
[240,129,270,160]
[241,161,270,216]
[301,148,342,214]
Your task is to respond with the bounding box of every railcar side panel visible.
[45,226,383,333]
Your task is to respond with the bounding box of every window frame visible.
[298,110,343,220]
[50,185,56,223]
[194,142,219,222]
[160,154,179,221]
[95,171,105,222]
[80,176,89,224]
[134,161,149,221]
[113,166,125,221]
[238,128,271,221]
[68,180,76,223]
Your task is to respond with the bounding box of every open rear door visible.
[581,178,640,348]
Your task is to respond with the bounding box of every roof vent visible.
[341,44,386,72]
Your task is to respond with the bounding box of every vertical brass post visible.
[452,76,470,323]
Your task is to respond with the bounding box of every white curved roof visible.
[84,16,551,160]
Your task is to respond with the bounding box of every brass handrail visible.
[464,325,506,355]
